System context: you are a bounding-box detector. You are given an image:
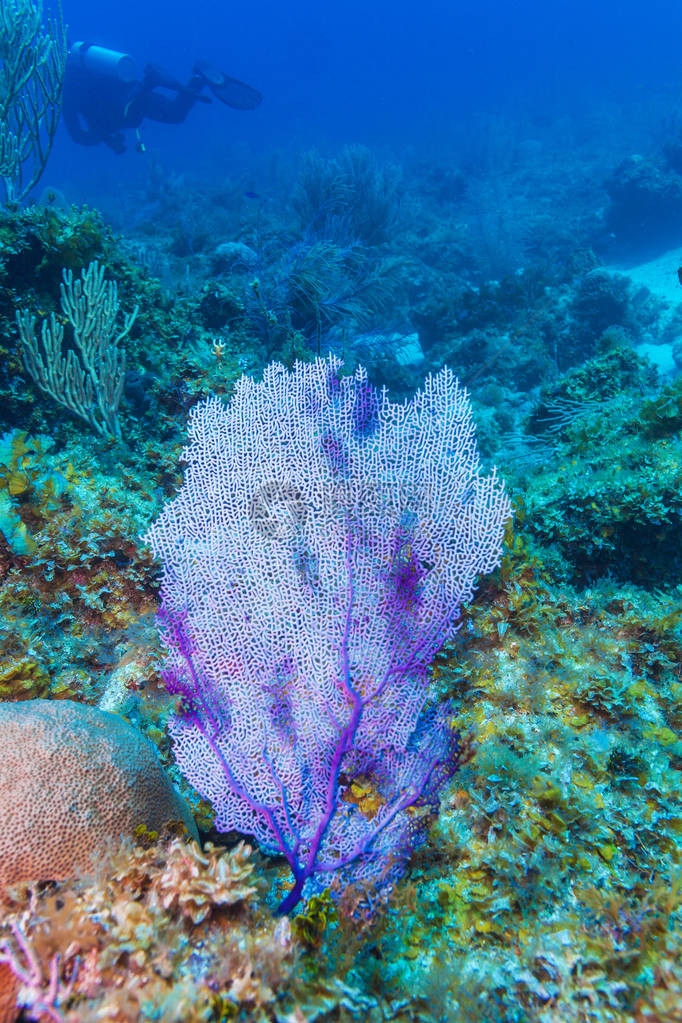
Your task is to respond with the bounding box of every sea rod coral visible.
[145,355,511,912]
[0,0,66,203]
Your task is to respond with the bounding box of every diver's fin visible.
[193,61,262,109]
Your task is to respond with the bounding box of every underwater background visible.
[1,0,682,1019]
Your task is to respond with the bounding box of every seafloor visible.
[0,130,681,1022]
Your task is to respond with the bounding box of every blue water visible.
[50,0,682,200]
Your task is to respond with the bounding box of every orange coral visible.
[0,963,19,1023]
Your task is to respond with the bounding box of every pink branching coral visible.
[0,922,78,1023]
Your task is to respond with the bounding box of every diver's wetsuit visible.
[62,60,207,153]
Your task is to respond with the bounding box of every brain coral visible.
[0,699,198,892]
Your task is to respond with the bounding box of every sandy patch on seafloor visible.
[605,247,682,308]
[604,247,682,374]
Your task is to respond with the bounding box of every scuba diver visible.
[62,42,262,154]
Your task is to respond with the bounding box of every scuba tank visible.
[69,42,137,83]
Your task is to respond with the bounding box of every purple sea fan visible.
[145,355,511,913]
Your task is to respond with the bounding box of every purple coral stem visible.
[166,518,453,915]
[277,518,362,913]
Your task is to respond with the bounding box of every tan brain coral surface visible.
[0,699,198,891]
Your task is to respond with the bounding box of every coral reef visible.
[0,119,681,1019]
[522,356,682,585]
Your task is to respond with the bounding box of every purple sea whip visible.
[145,356,511,912]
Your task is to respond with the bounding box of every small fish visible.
[677,266,682,286]
[244,190,260,199]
